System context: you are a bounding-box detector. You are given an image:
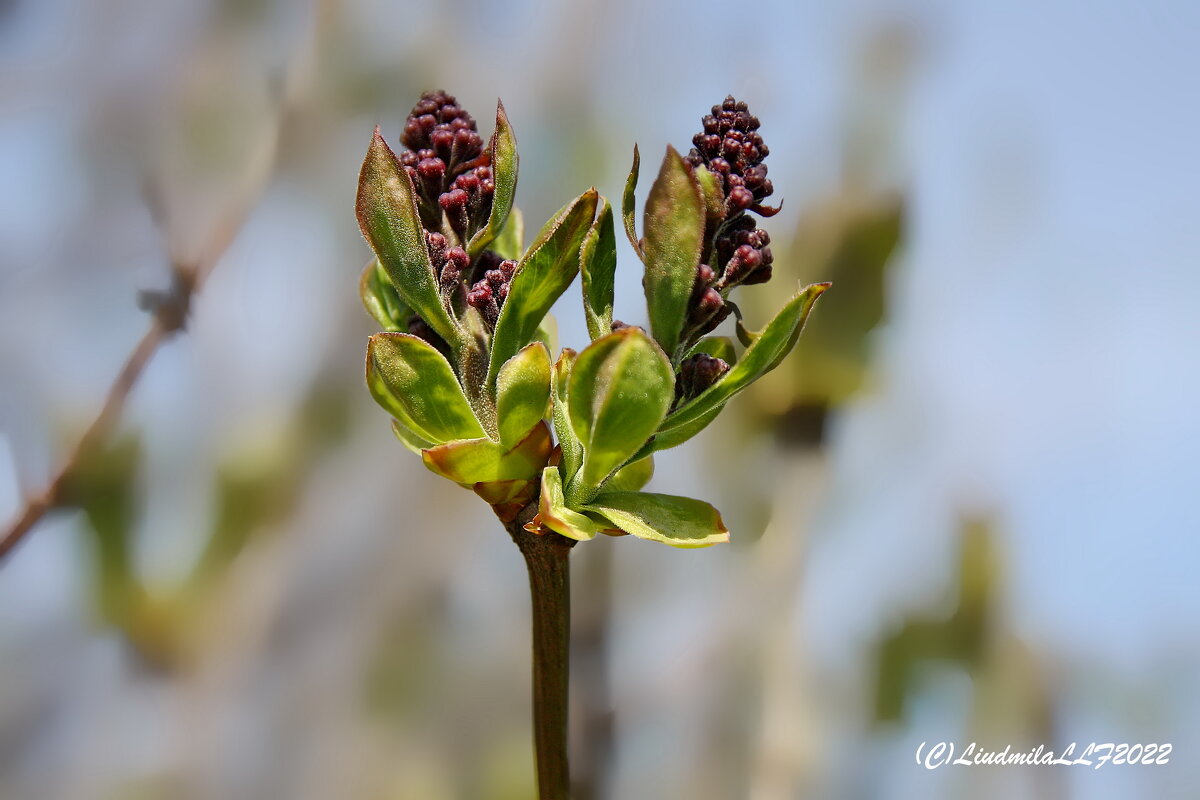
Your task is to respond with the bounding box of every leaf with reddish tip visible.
[567,327,674,501]
[356,129,458,345]
[580,198,617,340]
[360,259,408,331]
[583,491,729,548]
[367,333,484,443]
[622,144,642,259]
[421,420,553,487]
[643,146,705,357]
[496,341,551,447]
[536,467,613,542]
[469,100,519,257]
[473,477,538,523]
[659,282,831,435]
[488,189,598,385]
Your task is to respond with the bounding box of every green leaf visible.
[643,403,724,455]
[567,327,674,500]
[603,456,654,492]
[469,101,519,257]
[356,129,459,345]
[536,313,558,355]
[422,421,552,487]
[583,491,729,548]
[366,333,485,443]
[496,342,551,447]
[488,189,599,385]
[693,164,727,243]
[536,467,610,542]
[490,206,525,261]
[642,146,705,357]
[390,418,435,455]
[659,283,830,435]
[580,198,617,340]
[622,144,642,259]
[551,348,583,488]
[360,259,408,331]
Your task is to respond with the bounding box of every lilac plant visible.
[356,91,828,797]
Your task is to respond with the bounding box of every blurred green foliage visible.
[873,518,998,723]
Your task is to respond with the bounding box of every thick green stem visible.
[509,510,575,800]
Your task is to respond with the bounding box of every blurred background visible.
[2,0,1198,798]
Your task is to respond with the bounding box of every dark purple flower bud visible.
[417,157,445,179]
[467,281,498,326]
[741,264,773,285]
[736,244,762,269]
[431,128,454,158]
[727,185,754,212]
[446,246,470,271]
[456,172,480,193]
[695,287,723,317]
[464,257,519,329]
[440,189,467,210]
[467,282,492,305]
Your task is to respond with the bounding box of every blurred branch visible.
[0,99,290,565]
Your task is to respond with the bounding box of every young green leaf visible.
[686,335,738,364]
[551,349,583,488]
[468,100,519,257]
[488,189,599,385]
[567,328,674,500]
[659,283,830,435]
[422,421,553,487]
[636,403,724,458]
[356,129,459,345]
[391,418,436,455]
[490,206,525,261]
[366,333,485,443]
[536,467,610,542]
[642,146,705,357]
[360,259,408,331]
[622,144,642,259]
[580,198,617,340]
[496,342,552,447]
[602,456,654,492]
[583,491,729,548]
[693,164,727,246]
[536,313,558,356]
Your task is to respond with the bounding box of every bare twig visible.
[0,101,289,564]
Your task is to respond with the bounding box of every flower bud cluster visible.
[685,96,774,212]
[681,96,776,341]
[674,352,730,406]
[467,254,518,327]
[423,230,471,301]
[397,90,495,239]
